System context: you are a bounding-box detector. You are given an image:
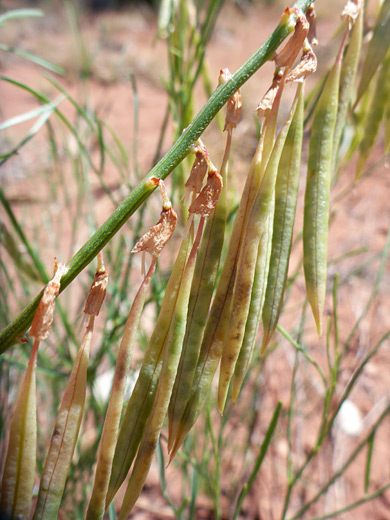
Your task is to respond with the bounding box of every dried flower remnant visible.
[286,40,317,83]
[274,8,309,69]
[131,178,177,258]
[29,261,67,340]
[342,0,363,25]
[185,142,209,197]
[84,253,108,317]
[256,70,284,121]
[219,68,242,132]
[188,166,223,219]
[306,4,318,46]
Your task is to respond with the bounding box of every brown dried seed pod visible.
[188,169,223,218]
[274,9,309,69]
[84,254,108,317]
[132,207,177,257]
[29,262,67,340]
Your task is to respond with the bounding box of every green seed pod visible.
[260,82,304,355]
[33,320,93,520]
[86,261,156,519]
[118,219,204,519]
[87,186,175,519]
[303,45,341,337]
[355,0,390,106]
[168,146,264,460]
[168,145,228,452]
[168,73,285,458]
[232,83,304,402]
[356,47,390,180]
[231,205,274,403]
[106,230,192,508]
[0,340,38,520]
[1,263,65,519]
[219,78,300,412]
[332,8,363,172]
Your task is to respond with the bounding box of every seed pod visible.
[1,262,66,519]
[355,0,390,106]
[168,93,234,452]
[29,262,67,340]
[0,339,38,519]
[231,209,274,403]
[169,74,284,457]
[219,76,299,412]
[106,229,193,507]
[118,214,204,519]
[34,258,107,520]
[260,83,305,356]
[87,185,175,518]
[303,37,342,337]
[33,317,94,520]
[332,3,363,172]
[355,47,390,180]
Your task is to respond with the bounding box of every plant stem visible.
[0,0,313,354]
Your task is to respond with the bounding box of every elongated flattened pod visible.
[260,82,304,355]
[303,38,343,336]
[168,151,230,451]
[34,260,106,520]
[355,0,390,106]
[118,219,205,519]
[356,47,390,180]
[220,76,302,412]
[87,181,175,519]
[2,263,66,520]
[332,2,363,172]
[105,229,192,507]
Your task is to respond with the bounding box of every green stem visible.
[0,0,313,354]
